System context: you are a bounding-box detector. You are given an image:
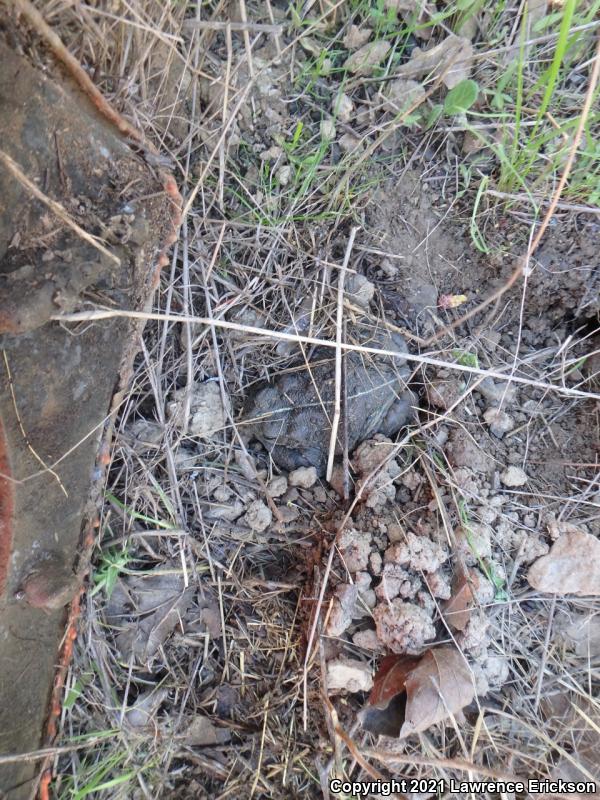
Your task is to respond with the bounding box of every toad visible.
[242,327,415,475]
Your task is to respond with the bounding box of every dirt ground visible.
[7,1,599,798]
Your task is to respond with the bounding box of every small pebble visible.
[277,505,300,523]
[267,475,288,498]
[213,484,232,503]
[288,466,318,489]
[483,407,515,438]
[339,133,362,153]
[326,658,373,693]
[500,466,528,487]
[277,165,292,186]
[333,92,354,124]
[346,274,375,309]
[243,500,272,532]
[320,118,336,142]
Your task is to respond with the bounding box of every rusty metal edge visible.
[0,4,183,796]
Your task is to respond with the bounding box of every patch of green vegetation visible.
[492,0,600,202]
[451,349,479,368]
[91,541,131,598]
[58,747,146,799]
[104,490,176,530]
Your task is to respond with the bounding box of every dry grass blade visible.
[326,226,359,482]
[51,309,600,401]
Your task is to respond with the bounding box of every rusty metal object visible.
[0,35,178,798]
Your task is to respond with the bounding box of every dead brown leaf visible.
[369,653,422,707]
[527,530,600,596]
[384,0,436,40]
[443,566,480,631]
[361,652,420,737]
[344,40,391,76]
[362,646,474,738]
[396,34,473,89]
[400,646,474,738]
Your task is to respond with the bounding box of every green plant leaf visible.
[444,79,479,115]
[451,349,479,368]
[425,103,444,129]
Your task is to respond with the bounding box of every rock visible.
[267,475,288,498]
[208,501,245,522]
[243,500,272,532]
[477,378,517,405]
[339,133,363,153]
[446,429,494,474]
[167,381,228,438]
[373,599,436,654]
[277,505,300,523]
[277,164,292,186]
[352,628,384,651]
[320,118,336,142]
[501,466,528,487]
[346,273,375,309]
[344,40,391,76]
[456,523,492,565]
[384,532,448,573]
[243,325,413,475]
[426,377,465,410]
[375,563,420,602]
[332,92,354,123]
[369,552,382,575]
[483,407,514,438]
[343,24,372,51]
[338,528,371,572]
[327,658,373,693]
[288,466,318,488]
[527,529,600,596]
[326,584,358,637]
[213,484,232,503]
